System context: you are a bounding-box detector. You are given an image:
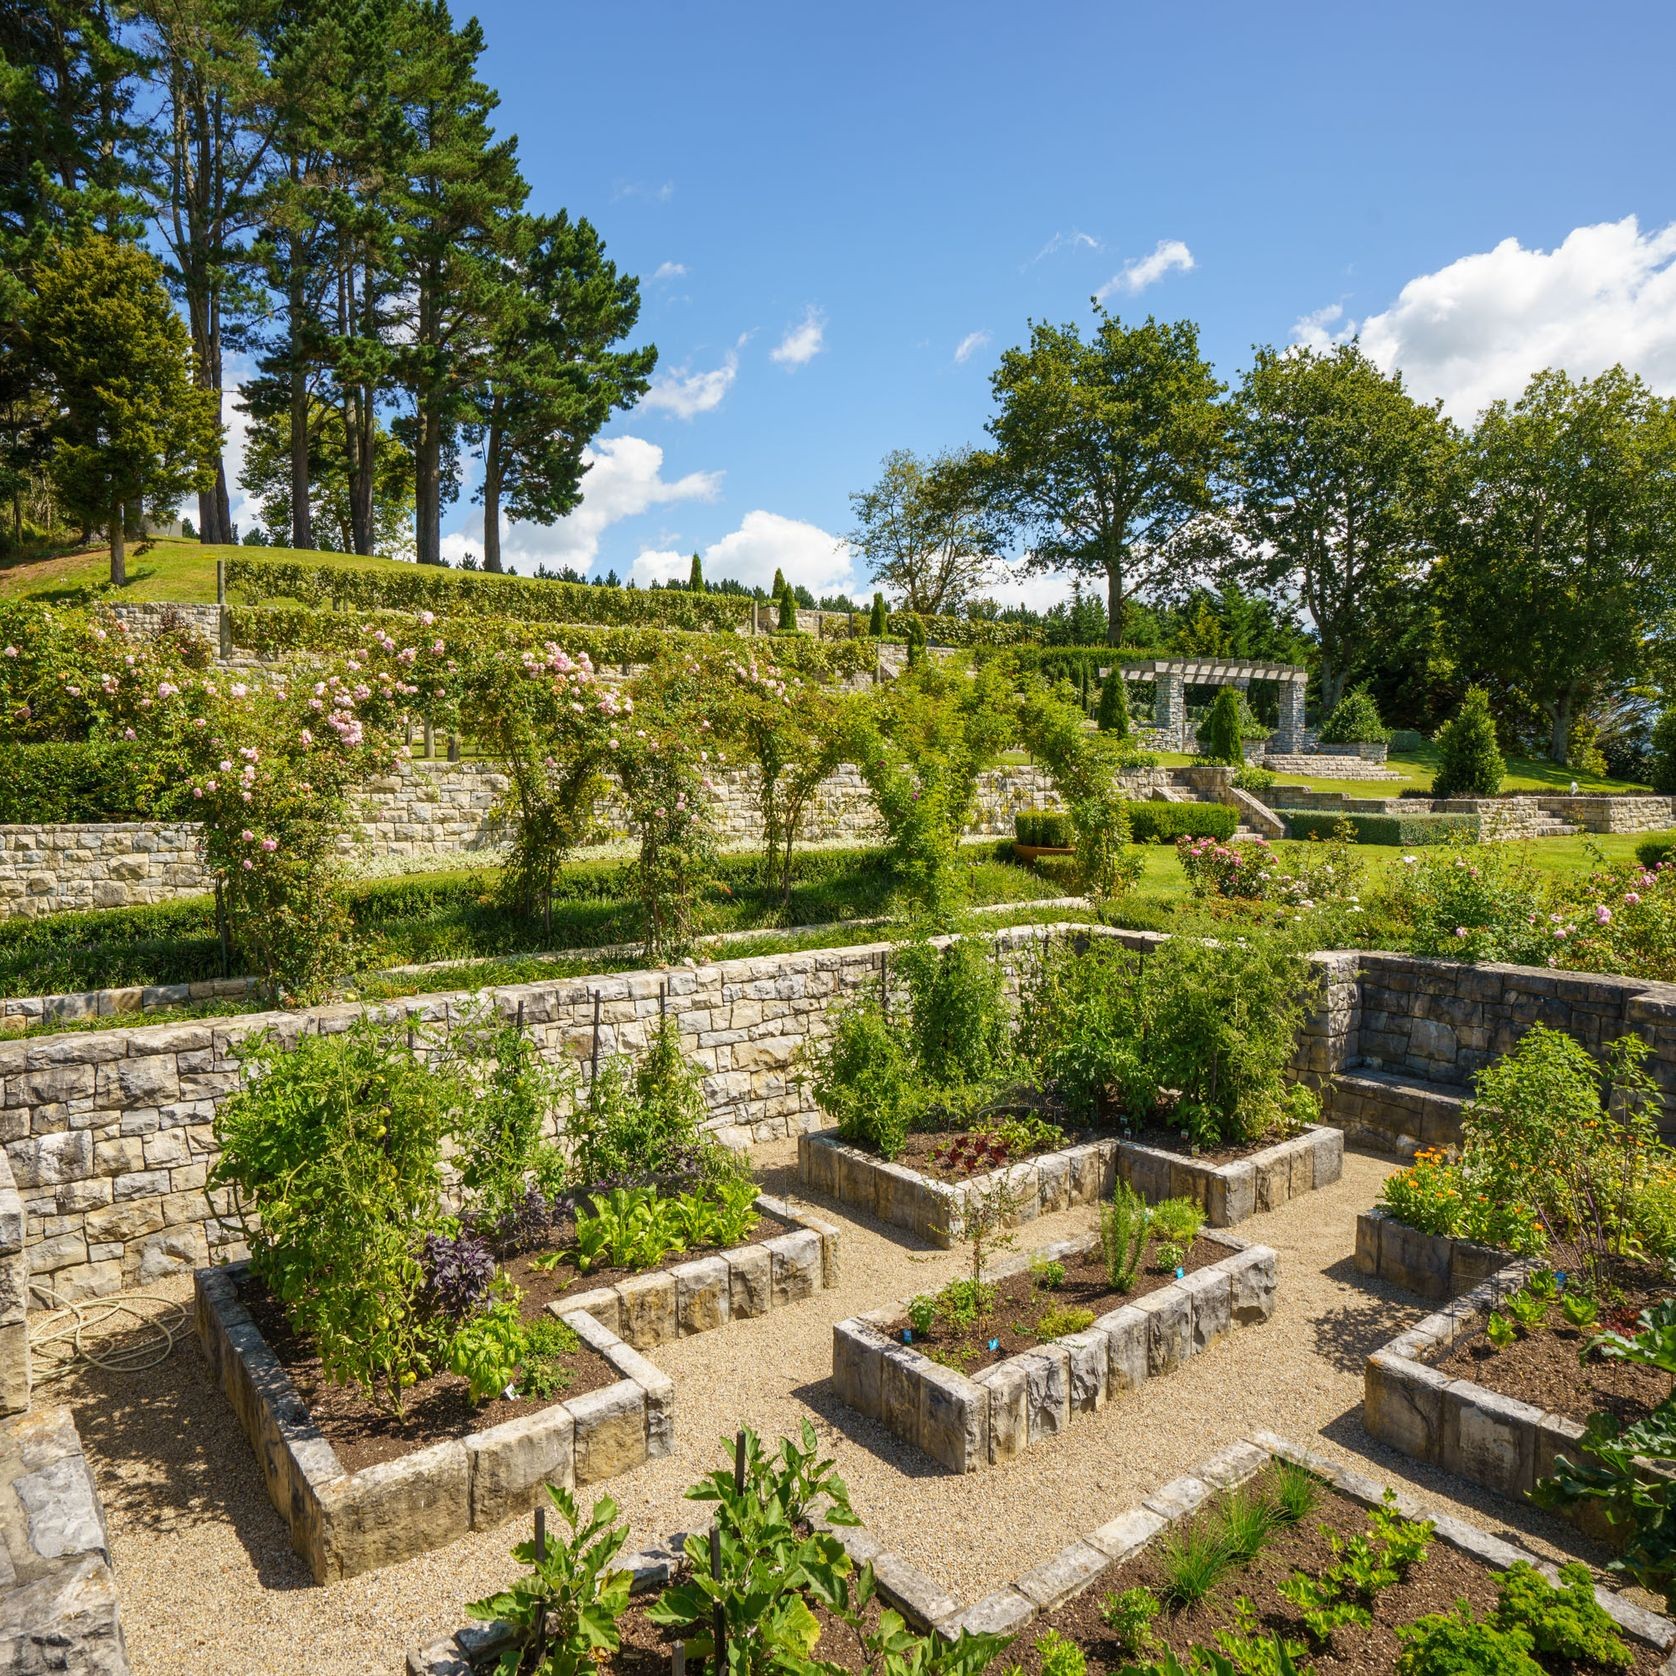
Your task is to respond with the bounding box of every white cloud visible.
[770,306,826,369]
[443,435,720,571]
[633,509,854,596]
[1095,239,1196,301]
[974,559,1083,616]
[615,179,675,203]
[1032,229,1102,263]
[1289,302,1354,351]
[641,352,739,419]
[1341,216,1676,417]
[953,329,991,365]
[651,260,687,281]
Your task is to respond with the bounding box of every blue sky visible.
[264,2,1676,600]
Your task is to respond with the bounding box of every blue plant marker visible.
[1175,1266,1185,1279]
[902,1329,912,1344]
[988,1337,1000,1353]
[1556,1270,1567,1289]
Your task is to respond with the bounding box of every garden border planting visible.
[554,1192,840,1349]
[1362,1258,1676,1547]
[798,1123,1341,1243]
[194,1261,674,1583]
[1353,1205,1508,1300]
[831,1229,1277,1472]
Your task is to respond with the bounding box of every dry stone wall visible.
[0,761,1174,918]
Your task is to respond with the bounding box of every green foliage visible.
[468,1486,634,1676]
[1317,685,1392,745]
[1652,708,1676,796]
[1034,1302,1095,1339]
[1280,809,1477,845]
[1125,801,1239,844]
[1432,685,1506,798]
[870,592,889,636]
[1100,1180,1152,1292]
[1015,810,1075,848]
[1034,1629,1086,1676]
[899,936,1013,1086]
[1099,1586,1160,1657]
[1395,1609,1545,1676]
[0,740,159,823]
[778,584,799,633]
[1198,687,1247,766]
[1377,1148,1547,1256]
[1149,1196,1203,1248]
[1220,1487,1280,1564]
[1098,672,1131,736]
[908,1294,936,1336]
[1636,832,1676,869]
[1271,1462,1320,1525]
[208,1018,458,1413]
[807,1000,922,1160]
[1030,1257,1066,1290]
[1158,1520,1235,1608]
[446,1296,533,1402]
[1385,837,1549,964]
[565,1017,714,1185]
[1494,1561,1632,1669]
[1279,1492,1432,1648]
[570,1180,759,1274]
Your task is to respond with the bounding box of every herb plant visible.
[1100,1181,1151,1292]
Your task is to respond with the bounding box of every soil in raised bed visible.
[499,1212,780,1313]
[878,1236,1227,1371]
[1431,1259,1674,1430]
[238,1275,621,1474]
[1005,1466,1665,1676]
[1122,1123,1310,1169]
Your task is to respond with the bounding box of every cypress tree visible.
[771,566,785,598]
[869,591,888,636]
[1098,672,1131,736]
[1198,687,1245,765]
[906,616,926,666]
[688,551,703,591]
[1432,686,1505,797]
[778,583,798,632]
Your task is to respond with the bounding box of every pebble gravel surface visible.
[52,1140,1639,1676]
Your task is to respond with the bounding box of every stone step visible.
[1326,1069,1469,1158]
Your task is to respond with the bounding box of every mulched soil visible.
[1007,1467,1666,1675]
[879,1237,1227,1371]
[239,1273,621,1475]
[1123,1125,1301,1168]
[1431,1262,1674,1429]
[501,1214,778,1312]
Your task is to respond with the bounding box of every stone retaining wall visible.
[1352,1207,1507,1300]
[1536,795,1676,834]
[0,1154,25,1417]
[0,923,1064,1301]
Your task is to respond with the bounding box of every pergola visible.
[1110,657,1308,753]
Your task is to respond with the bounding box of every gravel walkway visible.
[50,1140,1638,1676]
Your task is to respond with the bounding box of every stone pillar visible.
[1153,671,1185,746]
[1274,677,1306,753]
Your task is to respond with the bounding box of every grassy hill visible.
[0,538,427,604]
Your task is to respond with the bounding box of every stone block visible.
[465,1406,575,1528]
[1308,1124,1344,1188]
[1019,1345,1070,1444]
[973,1360,1027,1464]
[1181,1266,1232,1353]
[1094,1305,1149,1394]
[1143,1472,1212,1521]
[1087,1505,1167,1560]
[726,1244,772,1318]
[1227,1246,1278,1324]
[1060,1329,1107,1413]
[316,1441,471,1583]
[879,1344,922,1451]
[918,1362,986,1473]
[1205,1161,1256,1227]
[764,1229,820,1307]
[1015,1539,1109,1610]
[832,1320,884,1419]
[1135,1284,1191,1376]
[1380,1218,1453,1300]
[0,1553,128,1676]
[1035,1152,1070,1215]
[1353,1210,1383,1278]
[1364,1352,1448,1463]
[945,1589,1036,1637]
[570,1382,648,1485]
[673,1256,731,1336]
[1443,1381,1541,1500]
[1252,1148,1294,1214]
[613,1271,675,1349]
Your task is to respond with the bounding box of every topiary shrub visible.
[1124,800,1238,843]
[1651,707,1676,796]
[869,591,888,636]
[777,584,798,632]
[1014,810,1075,848]
[1197,687,1245,766]
[1097,672,1130,736]
[1432,686,1505,797]
[1318,684,1391,746]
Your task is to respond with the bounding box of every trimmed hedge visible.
[1279,809,1477,845]
[1014,810,1074,847]
[884,611,1041,648]
[1389,729,1428,752]
[1635,832,1676,869]
[0,742,157,824]
[226,554,756,632]
[1124,800,1238,843]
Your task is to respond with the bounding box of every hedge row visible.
[885,611,1041,648]
[1126,800,1238,843]
[0,742,160,824]
[1635,832,1676,869]
[1279,809,1477,845]
[226,554,756,632]
[225,606,882,681]
[1014,810,1074,847]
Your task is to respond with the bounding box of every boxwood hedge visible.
[1279,809,1477,845]
[1124,800,1238,843]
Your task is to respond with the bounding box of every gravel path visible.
[50,1140,1638,1676]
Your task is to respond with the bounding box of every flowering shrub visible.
[1545,858,1676,981]
[1378,1148,1546,1255]
[1381,837,1548,964]
[1177,834,1281,899]
[71,611,456,997]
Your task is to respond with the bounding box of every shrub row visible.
[884,611,1042,648]
[0,742,157,824]
[225,554,756,632]
[1125,799,1238,843]
[1635,831,1676,869]
[1280,808,1478,845]
[1013,809,1074,847]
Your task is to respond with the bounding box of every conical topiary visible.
[687,552,703,591]
[869,591,888,636]
[1431,686,1505,797]
[778,583,798,632]
[1319,684,1391,745]
[1198,686,1245,765]
[906,616,926,666]
[1097,672,1131,736]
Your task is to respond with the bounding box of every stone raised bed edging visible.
[1353,1206,1508,1300]
[1364,1258,1676,1550]
[832,1229,1277,1473]
[799,1123,1341,1244]
[552,1193,839,1349]
[194,1262,674,1583]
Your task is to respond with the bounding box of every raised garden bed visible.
[799,1123,1340,1244]
[195,1262,674,1583]
[1354,1205,1509,1299]
[1364,1258,1676,1547]
[832,1230,1277,1472]
[545,1192,840,1350]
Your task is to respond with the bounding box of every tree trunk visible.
[289,360,313,550]
[1320,663,1347,715]
[1105,560,1123,647]
[415,396,442,565]
[1550,689,1575,765]
[482,412,503,572]
[109,502,126,587]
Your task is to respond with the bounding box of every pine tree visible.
[771,565,785,599]
[1098,671,1130,736]
[1198,686,1245,765]
[869,591,888,636]
[1432,686,1505,797]
[33,236,221,582]
[688,551,703,591]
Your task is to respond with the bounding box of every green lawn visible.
[0,538,429,605]
[1149,744,1647,797]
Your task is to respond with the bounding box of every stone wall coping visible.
[194,1259,671,1583]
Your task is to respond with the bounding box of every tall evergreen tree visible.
[687,550,702,591]
[471,208,653,571]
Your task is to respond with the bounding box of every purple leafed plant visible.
[421,1231,497,1321]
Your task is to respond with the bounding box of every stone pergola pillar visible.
[1153,671,1185,744]
[1274,676,1307,753]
